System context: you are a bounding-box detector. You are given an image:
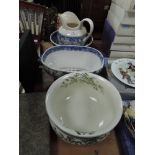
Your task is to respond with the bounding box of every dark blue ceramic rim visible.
[42,46,104,64]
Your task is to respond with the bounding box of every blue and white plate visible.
[41,45,104,77]
[50,31,93,47]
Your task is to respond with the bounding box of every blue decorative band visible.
[57,32,86,46]
[42,46,104,63]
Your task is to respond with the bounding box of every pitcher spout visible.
[58,11,80,30]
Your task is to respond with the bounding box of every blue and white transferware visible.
[41,45,104,78]
[50,31,93,47]
[57,11,94,45]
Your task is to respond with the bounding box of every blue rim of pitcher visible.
[50,31,93,47]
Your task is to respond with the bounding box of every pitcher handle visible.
[80,18,94,43]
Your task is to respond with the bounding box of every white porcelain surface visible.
[44,51,100,72]
[111,58,135,87]
[58,24,87,37]
[45,72,123,141]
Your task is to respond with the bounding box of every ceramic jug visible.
[57,11,94,46]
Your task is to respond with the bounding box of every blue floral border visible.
[42,46,104,63]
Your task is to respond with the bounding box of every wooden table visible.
[52,131,122,155]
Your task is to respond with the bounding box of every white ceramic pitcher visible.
[57,11,94,45]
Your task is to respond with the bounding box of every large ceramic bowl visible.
[41,46,104,78]
[45,72,123,145]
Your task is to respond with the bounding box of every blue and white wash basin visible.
[41,45,104,77]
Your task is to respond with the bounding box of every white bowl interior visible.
[42,47,103,72]
[46,73,122,135]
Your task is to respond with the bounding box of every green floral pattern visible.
[75,131,95,135]
[61,73,104,93]
[50,119,109,145]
